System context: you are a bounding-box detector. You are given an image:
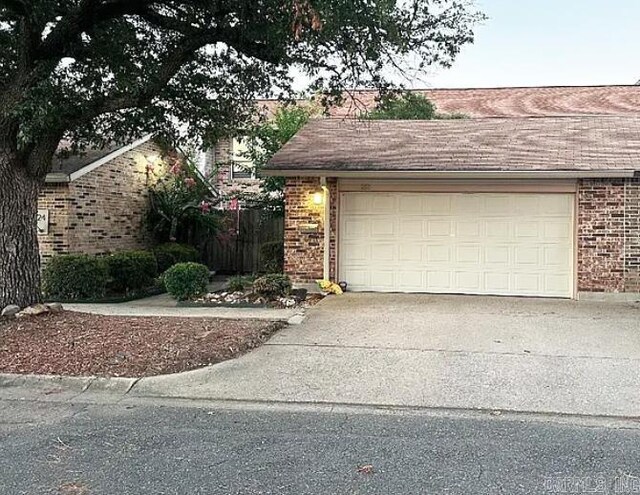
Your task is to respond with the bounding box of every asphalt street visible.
[2,398,640,495]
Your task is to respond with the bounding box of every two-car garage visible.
[338,188,575,298]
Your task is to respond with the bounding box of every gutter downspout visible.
[320,177,330,280]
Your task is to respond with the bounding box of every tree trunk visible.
[0,148,43,309]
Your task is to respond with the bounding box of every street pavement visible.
[1,396,640,495]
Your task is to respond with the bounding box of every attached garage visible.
[265,115,640,300]
[338,190,574,297]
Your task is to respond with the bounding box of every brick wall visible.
[38,140,162,260]
[577,178,640,293]
[38,184,71,260]
[209,137,262,199]
[284,177,326,282]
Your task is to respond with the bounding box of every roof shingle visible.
[266,116,640,173]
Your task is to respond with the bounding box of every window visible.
[231,138,255,180]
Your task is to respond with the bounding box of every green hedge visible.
[164,262,210,301]
[259,241,284,273]
[104,250,158,293]
[253,273,291,299]
[153,243,200,273]
[43,254,109,300]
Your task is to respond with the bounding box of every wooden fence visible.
[204,209,284,274]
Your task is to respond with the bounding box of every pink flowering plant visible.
[146,152,220,243]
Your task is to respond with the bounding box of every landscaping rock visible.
[1,305,20,318]
[16,304,50,318]
[46,302,64,313]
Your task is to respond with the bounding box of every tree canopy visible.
[0,0,484,309]
[367,91,467,120]
[1,1,484,171]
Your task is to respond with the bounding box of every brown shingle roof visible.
[330,85,640,118]
[266,116,640,173]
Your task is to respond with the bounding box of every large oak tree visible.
[0,0,483,308]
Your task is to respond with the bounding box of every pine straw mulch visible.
[0,311,285,377]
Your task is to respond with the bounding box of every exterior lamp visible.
[312,189,325,205]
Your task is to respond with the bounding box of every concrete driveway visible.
[134,294,640,418]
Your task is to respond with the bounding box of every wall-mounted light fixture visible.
[312,189,324,205]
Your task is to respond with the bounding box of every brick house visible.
[203,136,262,200]
[38,135,164,262]
[263,85,640,300]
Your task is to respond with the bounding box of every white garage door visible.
[339,192,574,297]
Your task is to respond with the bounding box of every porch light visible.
[312,189,324,205]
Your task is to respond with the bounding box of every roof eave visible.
[261,169,637,179]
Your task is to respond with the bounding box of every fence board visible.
[205,209,284,274]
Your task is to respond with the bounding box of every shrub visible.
[259,241,284,273]
[164,262,210,300]
[253,273,291,299]
[43,255,108,300]
[153,243,199,273]
[228,275,247,292]
[105,250,158,293]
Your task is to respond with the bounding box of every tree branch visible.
[36,0,154,60]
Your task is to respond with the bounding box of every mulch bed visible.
[0,312,285,377]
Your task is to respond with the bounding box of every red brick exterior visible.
[577,178,640,293]
[284,177,325,282]
[284,176,640,294]
[38,140,162,261]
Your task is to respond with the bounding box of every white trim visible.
[264,169,637,179]
[67,134,153,182]
[339,178,578,193]
[320,177,330,280]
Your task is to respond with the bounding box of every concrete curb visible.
[0,372,139,400]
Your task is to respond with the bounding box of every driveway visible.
[134,294,640,417]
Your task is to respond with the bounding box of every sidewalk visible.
[63,277,301,321]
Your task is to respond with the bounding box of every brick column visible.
[284,177,326,282]
[577,179,625,292]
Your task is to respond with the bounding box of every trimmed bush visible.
[153,243,199,273]
[164,262,210,301]
[105,250,158,293]
[259,241,284,273]
[228,275,247,292]
[43,254,109,300]
[253,273,291,299]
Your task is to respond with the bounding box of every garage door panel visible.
[485,273,511,292]
[371,195,396,213]
[399,244,423,262]
[456,221,481,237]
[485,246,510,265]
[370,271,395,289]
[456,246,482,264]
[425,195,451,215]
[543,221,572,239]
[455,272,482,291]
[515,222,540,238]
[371,244,395,262]
[427,271,453,291]
[399,218,423,237]
[427,220,452,237]
[397,271,425,291]
[339,192,574,298]
[343,219,368,237]
[371,219,395,236]
[514,246,540,265]
[426,245,450,263]
[398,195,425,214]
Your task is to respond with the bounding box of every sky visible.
[411,0,640,88]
